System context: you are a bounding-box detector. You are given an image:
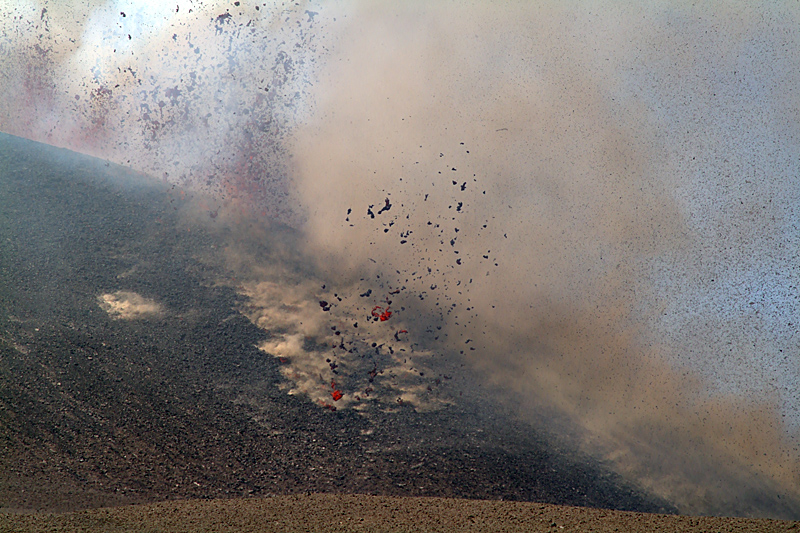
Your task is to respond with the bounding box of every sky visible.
[1,0,799,519]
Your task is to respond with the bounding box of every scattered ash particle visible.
[377,197,392,214]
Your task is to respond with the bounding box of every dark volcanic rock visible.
[0,133,675,514]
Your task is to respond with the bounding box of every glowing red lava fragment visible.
[399,329,408,334]
[371,304,393,321]
[332,390,343,401]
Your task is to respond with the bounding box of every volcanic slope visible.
[0,133,673,514]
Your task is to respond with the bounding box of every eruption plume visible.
[2,0,799,519]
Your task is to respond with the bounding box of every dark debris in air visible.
[377,197,392,214]
[297,141,518,413]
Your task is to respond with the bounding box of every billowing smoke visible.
[288,2,800,517]
[3,0,800,519]
[0,0,322,224]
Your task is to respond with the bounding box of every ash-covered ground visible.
[0,133,676,514]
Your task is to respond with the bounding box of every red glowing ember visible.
[371,305,392,321]
[332,390,343,401]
